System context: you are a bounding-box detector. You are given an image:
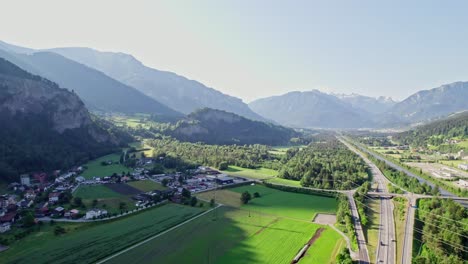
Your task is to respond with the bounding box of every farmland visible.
[80,153,130,179]
[106,185,342,264]
[127,180,167,192]
[300,227,345,264]
[0,204,205,264]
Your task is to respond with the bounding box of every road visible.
[340,138,396,264]
[401,196,416,264]
[346,191,370,264]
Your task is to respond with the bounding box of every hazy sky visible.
[1,0,468,102]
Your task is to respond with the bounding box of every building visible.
[0,222,11,233]
[215,176,235,185]
[20,174,31,186]
[49,192,60,203]
[64,209,80,219]
[458,179,468,188]
[85,209,108,220]
[51,207,65,217]
[458,164,468,171]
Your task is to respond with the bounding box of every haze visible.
[2,0,468,102]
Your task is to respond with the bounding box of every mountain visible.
[46,47,266,121]
[167,108,298,145]
[0,45,182,119]
[0,57,126,182]
[388,82,468,123]
[249,90,374,129]
[393,111,468,151]
[335,93,396,114]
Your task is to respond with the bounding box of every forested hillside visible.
[0,58,127,182]
[394,111,468,148]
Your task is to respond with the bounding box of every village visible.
[0,155,245,235]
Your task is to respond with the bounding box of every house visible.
[20,174,31,186]
[19,200,33,208]
[458,164,468,171]
[34,206,49,218]
[33,172,48,185]
[0,222,11,233]
[51,207,65,217]
[64,209,80,219]
[49,192,60,203]
[0,212,17,223]
[25,189,36,200]
[458,179,468,188]
[85,209,108,220]
[0,196,7,208]
[75,176,86,183]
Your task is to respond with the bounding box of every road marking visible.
[96,205,222,264]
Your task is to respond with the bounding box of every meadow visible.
[73,184,137,214]
[221,165,278,180]
[300,227,345,264]
[107,185,342,264]
[127,180,167,192]
[0,204,205,264]
[80,153,130,179]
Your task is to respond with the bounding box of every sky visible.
[1,0,468,102]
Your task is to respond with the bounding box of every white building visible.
[458,179,468,188]
[458,164,468,171]
[0,222,10,233]
[20,174,30,186]
[85,209,108,220]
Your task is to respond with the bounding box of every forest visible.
[277,139,369,189]
[414,198,467,263]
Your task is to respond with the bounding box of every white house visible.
[458,164,468,171]
[48,192,60,203]
[0,222,11,233]
[458,179,468,188]
[20,174,30,186]
[85,209,108,220]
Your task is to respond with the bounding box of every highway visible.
[346,191,370,264]
[340,138,396,264]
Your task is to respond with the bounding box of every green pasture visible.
[127,180,167,192]
[80,153,130,179]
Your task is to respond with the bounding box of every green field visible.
[107,185,341,264]
[127,180,167,192]
[80,153,130,179]
[265,177,302,187]
[74,185,136,214]
[0,204,205,264]
[221,165,278,180]
[301,227,345,264]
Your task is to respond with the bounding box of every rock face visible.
[0,57,122,181]
[170,108,297,145]
[47,47,266,121]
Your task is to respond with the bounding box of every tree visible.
[253,192,260,198]
[54,226,66,236]
[210,198,215,207]
[190,197,198,207]
[161,178,169,187]
[181,188,191,199]
[22,212,35,228]
[218,161,228,170]
[241,191,252,204]
[178,175,185,185]
[119,202,127,210]
[73,197,83,207]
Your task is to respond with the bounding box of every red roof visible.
[0,212,16,223]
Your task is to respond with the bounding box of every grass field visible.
[393,197,407,264]
[0,204,205,264]
[363,198,380,263]
[80,153,130,179]
[127,180,167,192]
[265,177,302,187]
[107,185,341,264]
[74,185,137,214]
[300,227,345,264]
[221,165,278,180]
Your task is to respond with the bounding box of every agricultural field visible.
[127,180,167,192]
[265,177,302,187]
[221,165,278,180]
[107,185,342,264]
[0,204,205,264]
[73,184,137,214]
[80,153,130,179]
[300,227,345,264]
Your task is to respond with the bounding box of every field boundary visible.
[95,204,222,264]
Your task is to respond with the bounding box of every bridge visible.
[366,192,468,201]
